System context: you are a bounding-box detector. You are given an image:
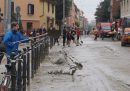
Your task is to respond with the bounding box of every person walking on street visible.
[3,22,28,63]
[71,28,76,44]
[92,27,98,40]
[67,30,72,47]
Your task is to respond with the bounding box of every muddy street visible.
[28,36,130,91]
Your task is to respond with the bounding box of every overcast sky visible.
[74,0,102,22]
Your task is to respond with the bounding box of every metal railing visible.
[0,33,50,91]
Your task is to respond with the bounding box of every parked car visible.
[121,28,130,46]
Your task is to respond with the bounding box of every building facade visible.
[66,0,75,27]
[13,0,41,31]
[0,0,5,33]
[40,0,56,29]
[110,0,120,20]
[0,0,56,33]
[120,0,130,18]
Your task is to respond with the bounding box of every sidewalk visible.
[28,43,79,91]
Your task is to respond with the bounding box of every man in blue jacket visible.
[3,22,28,60]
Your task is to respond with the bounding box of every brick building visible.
[110,0,120,21]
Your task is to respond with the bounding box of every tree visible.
[95,0,110,22]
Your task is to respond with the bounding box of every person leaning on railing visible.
[2,22,29,63]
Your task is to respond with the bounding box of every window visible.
[101,26,111,30]
[28,4,34,15]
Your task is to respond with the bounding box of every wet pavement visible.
[1,36,130,91]
[28,36,130,91]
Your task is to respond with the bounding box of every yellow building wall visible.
[40,1,55,29]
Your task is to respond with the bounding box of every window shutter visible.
[28,4,34,15]
[31,4,34,14]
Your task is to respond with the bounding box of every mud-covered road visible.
[28,36,130,91]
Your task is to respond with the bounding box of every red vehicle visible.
[97,22,114,40]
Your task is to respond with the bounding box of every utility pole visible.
[7,0,11,30]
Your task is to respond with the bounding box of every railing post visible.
[17,58,22,91]
[31,45,34,78]
[34,46,37,73]
[27,47,30,85]
[10,52,16,91]
[22,48,27,91]
[36,44,38,70]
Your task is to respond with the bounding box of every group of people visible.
[63,26,81,47]
[1,21,82,64]
[26,26,47,37]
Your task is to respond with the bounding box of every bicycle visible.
[0,65,11,91]
[0,52,12,91]
[0,50,26,91]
